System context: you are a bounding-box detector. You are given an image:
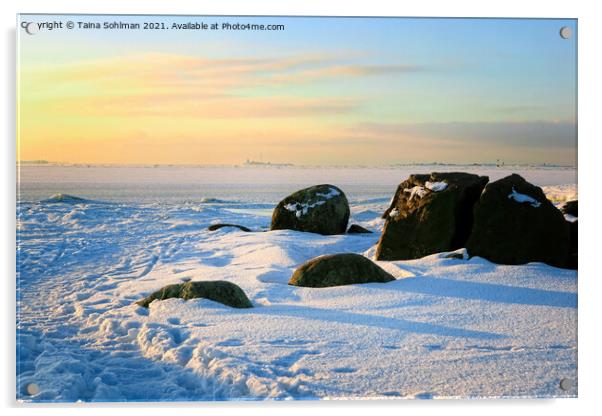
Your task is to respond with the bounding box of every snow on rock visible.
[403,181,447,202]
[316,187,341,200]
[403,186,428,201]
[283,186,340,218]
[425,181,448,192]
[508,187,541,208]
[284,200,326,218]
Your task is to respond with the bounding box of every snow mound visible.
[41,194,89,204]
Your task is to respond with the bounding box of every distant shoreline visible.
[16,162,577,169]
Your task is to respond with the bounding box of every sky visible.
[17,15,577,166]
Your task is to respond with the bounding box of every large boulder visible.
[289,253,395,288]
[271,184,349,235]
[466,174,570,267]
[375,172,488,260]
[136,281,253,308]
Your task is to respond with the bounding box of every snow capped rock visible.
[272,184,349,235]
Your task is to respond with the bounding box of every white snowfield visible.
[16,166,577,401]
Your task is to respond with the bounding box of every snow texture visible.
[508,187,541,208]
[403,186,428,201]
[16,165,577,401]
[425,181,448,192]
[403,181,447,202]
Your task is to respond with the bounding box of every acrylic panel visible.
[16,14,577,402]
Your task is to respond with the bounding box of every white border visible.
[3,1,601,415]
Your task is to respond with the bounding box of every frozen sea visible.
[16,165,578,401]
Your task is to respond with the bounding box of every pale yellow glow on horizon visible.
[18,50,576,166]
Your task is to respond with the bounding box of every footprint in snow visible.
[424,344,444,351]
[414,391,436,399]
[332,367,357,374]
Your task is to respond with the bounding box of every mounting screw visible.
[25,22,39,35]
[559,378,572,391]
[26,383,40,395]
[559,26,572,39]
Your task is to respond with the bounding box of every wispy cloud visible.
[25,52,422,120]
[50,95,362,118]
[347,121,576,149]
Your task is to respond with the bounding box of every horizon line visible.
[16,160,578,169]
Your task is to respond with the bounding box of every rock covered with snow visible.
[136,281,253,309]
[466,174,570,268]
[271,184,350,235]
[376,172,488,261]
[288,253,395,288]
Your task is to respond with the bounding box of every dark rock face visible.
[566,220,578,269]
[561,200,578,217]
[136,281,253,309]
[347,224,373,234]
[375,172,488,260]
[466,174,570,268]
[445,252,466,260]
[271,184,350,235]
[208,223,251,232]
[289,253,395,288]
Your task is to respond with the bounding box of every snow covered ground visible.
[16,165,577,401]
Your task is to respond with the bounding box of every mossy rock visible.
[136,281,253,308]
[376,172,488,260]
[289,253,395,288]
[271,184,349,235]
[466,174,570,268]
